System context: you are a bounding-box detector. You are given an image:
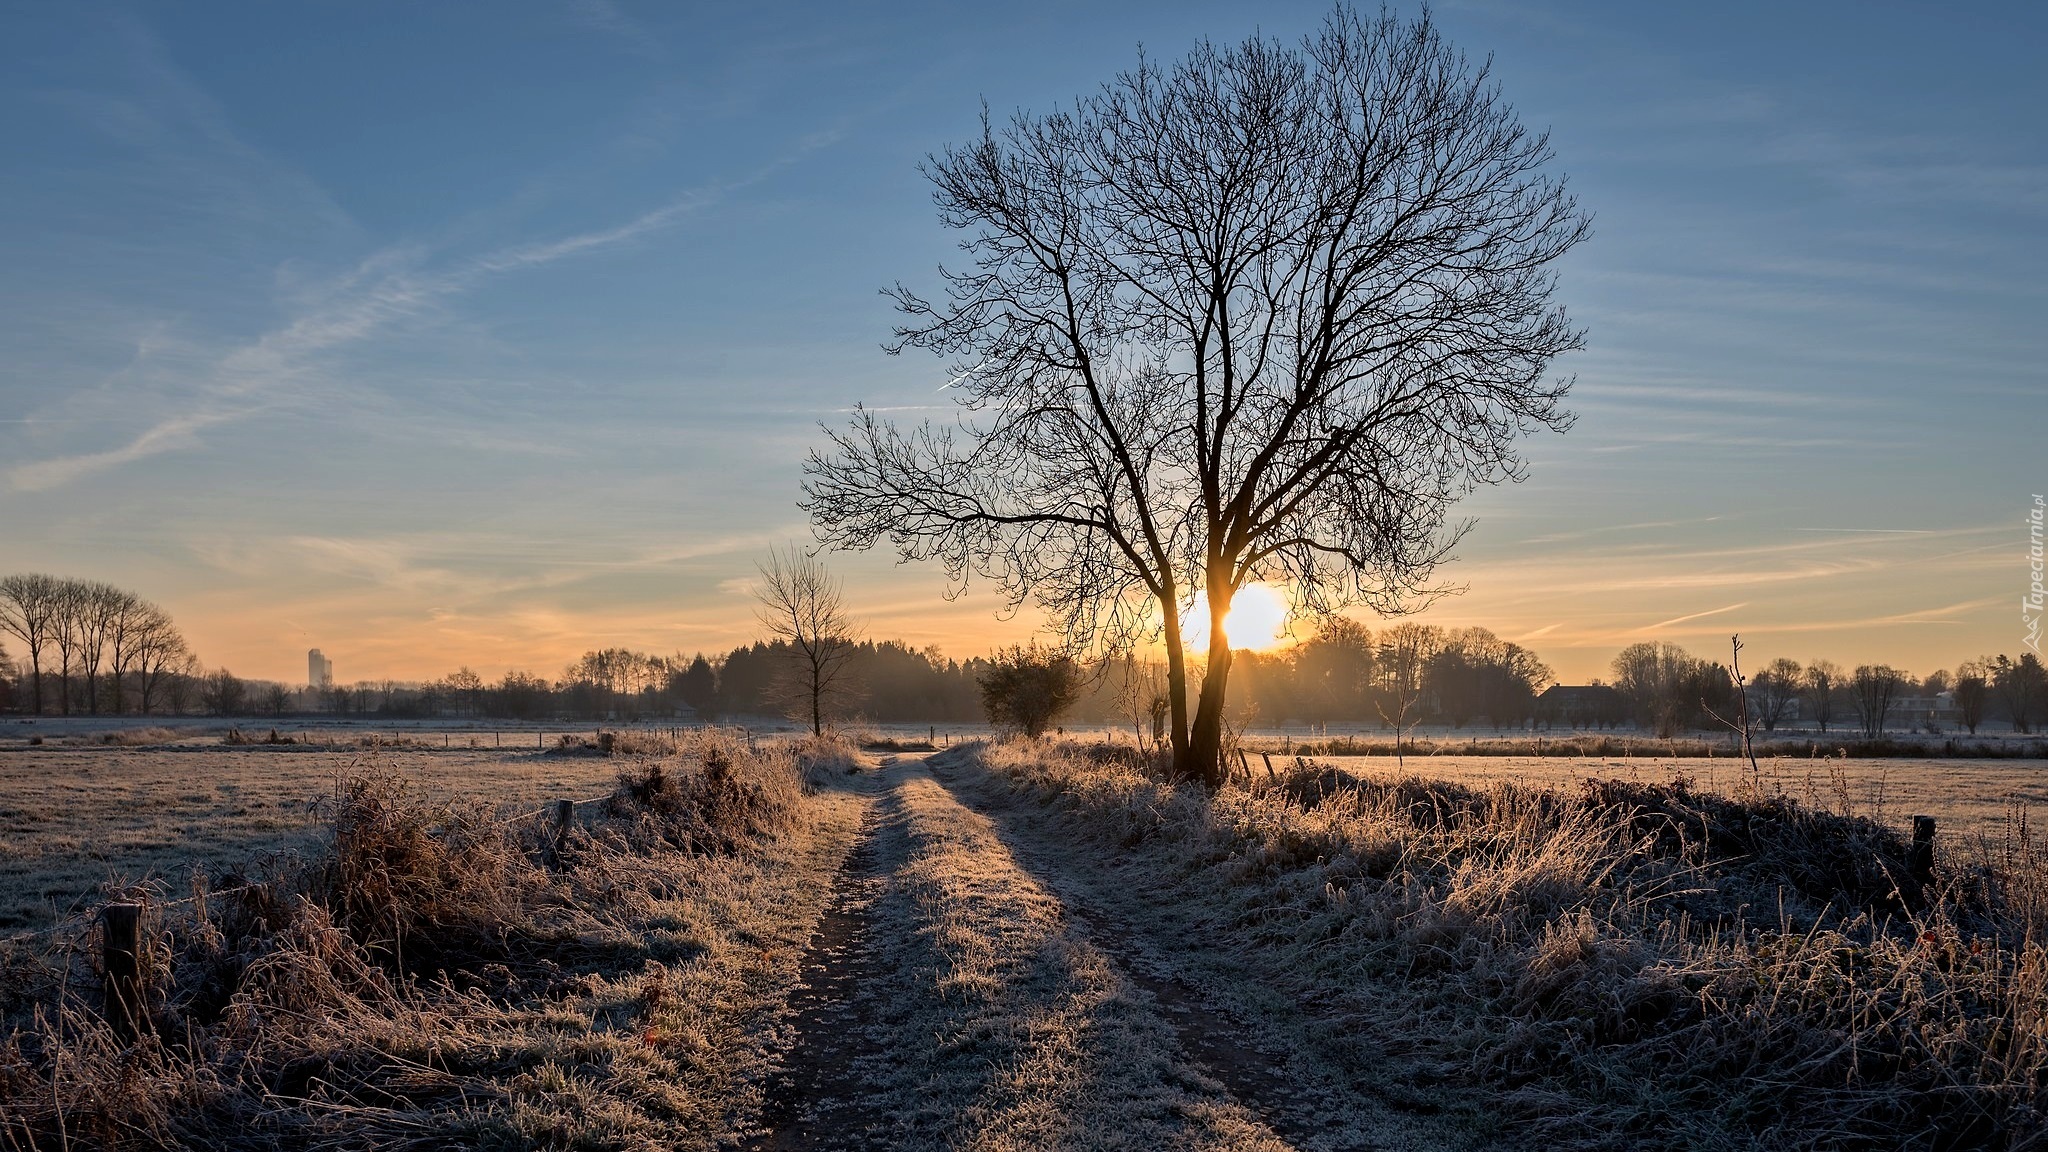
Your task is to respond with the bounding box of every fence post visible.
[102,902,144,1042]
[1261,752,1277,781]
[1910,815,1936,884]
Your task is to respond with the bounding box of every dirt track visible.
[746,751,1473,1152]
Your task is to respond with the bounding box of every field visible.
[1299,753,2048,844]
[7,737,2041,935]
[0,746,630,932]
[5,735,2048,1148]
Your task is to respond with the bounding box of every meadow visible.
[0,745,631,933]
[5,731,2040,935]
[6,731,2048,1148]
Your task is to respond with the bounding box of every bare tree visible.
[1850,664,1907,738]
[163,655,201,715]
[1955,658,1992,735]
[1375,622,1443,764]
[201,668,247,717]
[1752,657,1802,732]
[104,594,179,715]
[131,612,190,715]
[804,8,1588,787]
[1803,659,1841,734]
[1994,653,2047,734]
[1612,641,1703,738]
[0,573,62,714]
[70,581,131,715]
[754,546,861,736]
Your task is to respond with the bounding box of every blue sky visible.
[1,0,2042,684]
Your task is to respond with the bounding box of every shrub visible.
[977,644,1082,737]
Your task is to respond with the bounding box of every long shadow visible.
[926,756,1429,1151]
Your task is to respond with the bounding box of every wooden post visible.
[1261,752,1277,781]
[1237,749,1250,784]
[1910,815,1936,884]
[555,799,575,841]
[102,902,143,1042]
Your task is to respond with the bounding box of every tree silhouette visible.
[753,546,861,736]
[804,7,1588,786]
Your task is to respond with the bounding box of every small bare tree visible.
[754,546,861,736]
[201,668,247,717]
[1850,664,1908,738]
[1752,657,1802,732]
[1802,659,1841,734]
[1375,622,1442,766]
[804,7,1588,787]
[1955,658,1992,735]
[1994,653,2047,734]
[0,574,62,715]
[130,611,189,715]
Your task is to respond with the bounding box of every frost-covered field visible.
[1300,753,2048,842]
[0,746,627,931]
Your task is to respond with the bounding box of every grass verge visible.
[0,730,862,1150]
[969,738,2048,1150]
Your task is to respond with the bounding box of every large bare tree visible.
[803,7,1588,786]
[753,546,861,737]
[0,574,62,715]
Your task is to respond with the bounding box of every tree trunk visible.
[1159,583,1193,781]
[1185,578,1235,792]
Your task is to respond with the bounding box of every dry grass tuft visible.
[790,729,864,774]
[975,739,2048,1149]
[91,727,182,747]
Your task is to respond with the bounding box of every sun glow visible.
[1185,582,1292,652]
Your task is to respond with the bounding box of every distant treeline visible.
[4,571,2043,735]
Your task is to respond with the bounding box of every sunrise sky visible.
[2,1,2042,686]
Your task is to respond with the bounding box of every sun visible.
[1185,582,1291,652]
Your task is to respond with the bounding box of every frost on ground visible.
[34,732,2018,1150]
[951,738,2048,1150]
[0,734,868,1150]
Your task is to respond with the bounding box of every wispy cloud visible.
[1642,602,1749,631]
[6,151,825,493]
[565,0,666,58]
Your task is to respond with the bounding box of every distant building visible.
[1537,683,1626,729]
[308,648,334,690]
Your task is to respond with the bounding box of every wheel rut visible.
[924,752,1449,1151]
[744,795,895,1151]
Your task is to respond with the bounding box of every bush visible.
[977,644,1082,737]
